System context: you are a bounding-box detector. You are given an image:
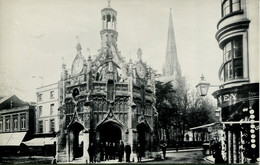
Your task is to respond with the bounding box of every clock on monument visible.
[136,63,146,78]
[72,59,83,75]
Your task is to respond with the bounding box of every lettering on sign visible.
[218,93,237,106]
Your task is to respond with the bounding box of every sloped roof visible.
[0,95,28,110]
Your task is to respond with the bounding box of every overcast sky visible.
[0,0,222,102]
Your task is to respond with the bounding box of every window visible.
[39,121,43,133]
[13,116,18,130]
[6,119,10,131]
[221,37,243,81]
[50,104,54,115]
[38,94,42,101]
[222,0,241,17]
[0,118,3,132]
[50,119,55,132]
[21,117,26,129]
[39,106,43,116]
[50,91,54,99]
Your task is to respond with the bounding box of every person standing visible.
[88,143,95,163]
[99,142,104,161]
[118,140,124,162]
[161,143,167,159]
[105,142,109,161]
[125,143,131,162]
[137,143,142,162]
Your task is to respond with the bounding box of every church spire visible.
[163,8,181,77]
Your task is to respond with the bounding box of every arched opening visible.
[68,122,84,161]
[98,121,122,144]
[137,122,151,155]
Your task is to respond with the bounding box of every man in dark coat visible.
[125,143,131,162]
[161,143,167,159]
[118,140,124,162]
[88,143,95,163]
[105,142,110,161]
[99,142,104,161]
[137,143,142,162]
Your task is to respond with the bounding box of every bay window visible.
[221,37,243,82]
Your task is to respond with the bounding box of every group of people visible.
[87,140,132,163]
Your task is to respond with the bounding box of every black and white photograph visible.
[0,0,259,164]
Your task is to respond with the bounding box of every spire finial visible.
[76,36,82,51]
[108,0,111,7]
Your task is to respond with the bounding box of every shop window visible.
[221,37,243,82]
[222,0,241,17]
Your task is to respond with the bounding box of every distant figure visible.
[212,141,224,164]
[125,143,131,162]
[161,143,167,159]
[137,143,142,162]
[88,143,95,163]
[105,142,110,161]
[100,142,104,161]
[118,140,124,162]
[176,143,179,152]
[110,142,116,160]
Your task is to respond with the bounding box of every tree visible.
[155,77,217,146]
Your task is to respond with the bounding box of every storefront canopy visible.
[22,137,56,146]
[189,123,215,130]
[0,132,27,146]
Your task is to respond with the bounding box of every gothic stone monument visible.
[56,1,158,162]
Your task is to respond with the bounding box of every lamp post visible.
[196,75,210,96]
[196,74,220,96]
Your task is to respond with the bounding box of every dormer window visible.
[222,0,241,17]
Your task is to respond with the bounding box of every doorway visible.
[68,122,84,161]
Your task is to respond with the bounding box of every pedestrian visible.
[161,143,167,159]
[100,142,104,161]
[176,143,179,152]
[213,141,224,164]
[113,142,116,160]
[137,143,142,162]
[118,140,124,162]
[125,143,131,162]
[105,142,110,161]
[88,143,95,163]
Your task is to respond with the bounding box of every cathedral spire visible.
[163,8,181,77]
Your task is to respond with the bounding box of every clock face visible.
[72,59,83,75]
[136,63,146,78]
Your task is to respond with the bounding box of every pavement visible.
[58,148,206,164]
[1,148,214,164]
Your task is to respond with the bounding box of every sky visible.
[0,0,223,102]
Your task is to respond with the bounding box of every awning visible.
[190,123,216,130]
[0,132,27,146]
[22,137,56,146]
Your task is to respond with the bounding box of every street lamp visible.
[196,75,210,96]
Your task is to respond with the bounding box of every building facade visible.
[0,95,35,156]
[36,83,60,134]
[56,1,157,162]
[213,0,259,163]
